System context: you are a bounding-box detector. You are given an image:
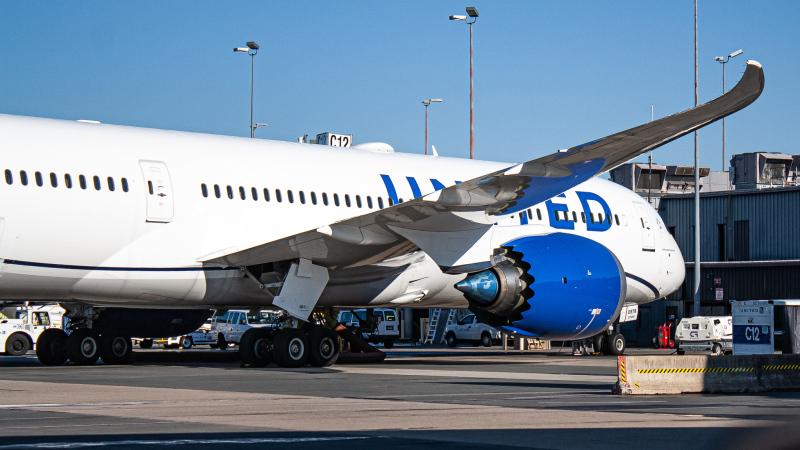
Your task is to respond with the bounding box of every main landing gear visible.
[36,328,132,366]
[239,325,340,368]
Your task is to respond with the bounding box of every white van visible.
[676,316,732,355]
[212,310,281,349]
[337,308,400,348]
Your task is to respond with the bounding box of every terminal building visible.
[612,152,800,347]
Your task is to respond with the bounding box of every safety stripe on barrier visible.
[638,368,754,373]
[620,360,626,382]
[637,366,800,374]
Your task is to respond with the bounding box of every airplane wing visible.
[205,60,764,271]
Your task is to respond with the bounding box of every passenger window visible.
[615,214,620,226]
[239,186,246,200]
[554,212,560,222]
[537,209,542,220]
[276,189,282,202]
[378,197,384,209]
[226,185,233,199]
[20,170,28,186]
[598,213,603,223]
[572,211,578,222]
[334,193,340,206]
[107,177,115,191]
[35,171,43,187]
[201,184,208,198]
[581,212,586,223]
[4,169,12,185]
[388,197,394,206]
[214,184,221,198]
[79,175,87,190]
[527,209,532,220]
[121,178,129,192]
[322,193,329,206]
[311,192,317,205]
[356,195,362,208]
[148,180,154,195]
[64,174,73,189]
[287,190,294,203]
[590,213,595,224]
[607,214,612,225]
[367,196,373,209]
[251,187,258,201]
[93,176,101,191]
[299,191,305,204]
[640,218,645,228]
[345,194,351,207]
[263,188,270,202]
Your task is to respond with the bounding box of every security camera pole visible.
[450,7,479,159]
[422,99,443,155]
[715,49,743,171]
[234,41,260,138]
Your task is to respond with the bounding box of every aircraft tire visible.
[592,334,606,354]
[5,332,31,356]
[36,329,68,366]
[66,329,101,365]
[240,328,273,367]
[100,334,132,365]
[307,326,339,367]
[607,333,626,356]
[273,328,309,368]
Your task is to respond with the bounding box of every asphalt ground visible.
[1,346,799,449]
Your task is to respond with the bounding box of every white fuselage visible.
[0,114,684,309]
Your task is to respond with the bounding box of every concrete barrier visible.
[613,354,800,394]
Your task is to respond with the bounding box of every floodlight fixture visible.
[234,47,249,53]
[246,41,259,50]
[450,15,467,20]
[466,7,479,18]
[715,56,724,62]
[729,49,743,58]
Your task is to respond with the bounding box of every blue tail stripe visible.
[380,174,399,204]
[406,177,422,198]
[430,178,446,191]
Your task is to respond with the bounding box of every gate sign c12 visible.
[731,300,774,356]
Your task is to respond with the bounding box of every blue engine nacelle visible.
[455,233,626,340]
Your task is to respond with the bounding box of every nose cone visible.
[455,270,499,306]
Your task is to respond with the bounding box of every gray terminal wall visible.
[658,187,800,262]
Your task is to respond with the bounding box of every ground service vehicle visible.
[212,310,281,349]
[444,313,501,347]
[676,316,733,355]
[1,308,59,356]
[0,61,763,367]
[337,308,399,348]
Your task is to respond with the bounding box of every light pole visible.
[234,41,259,138]
[422,99,443,155]
[715,49,743,172]
[450,7,479,159]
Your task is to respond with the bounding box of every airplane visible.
[0,60,763,368]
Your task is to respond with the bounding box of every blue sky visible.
[1,2,798,170]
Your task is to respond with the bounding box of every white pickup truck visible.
[676,316,733,355]
[443,313,502,347]
[1,306,63,356]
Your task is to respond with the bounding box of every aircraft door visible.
[633,202,656,251]
[139,160,174,223]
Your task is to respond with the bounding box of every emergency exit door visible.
[633,202,656,251]
[139,160,174,223]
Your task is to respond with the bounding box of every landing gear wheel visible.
[36,329,68,366]
[445,333,457,348]
[592,334,606,354]
[66,329,101,365]
[712,343,723,356]
[481,333,493,347]
[217,334,227,350]
[607,333,626,356]
[100,335,132,365]
[273,328,309,368]
[139,339,153,349]
[383,341,394,349]
[5,333,30,356]
[307,327,339,367]
[240,328,273,367]
[179,336,193,349]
